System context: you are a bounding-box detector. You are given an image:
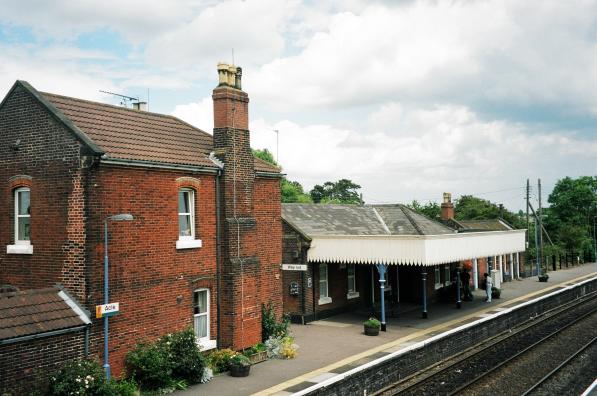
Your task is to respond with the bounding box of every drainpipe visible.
[84,325,90,357]
[215,169,222,348]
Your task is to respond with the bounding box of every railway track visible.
[374,292,597,396]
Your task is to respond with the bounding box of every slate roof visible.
[282,203,454,237]
[0,286,90,342]
[8,81,280,173]
[452,219,513,232]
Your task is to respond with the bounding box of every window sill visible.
[434,283,443,290]
[176,239,202,250]
[7,244,33,254]
[198,339,217,351]
[318,296,332,305]
[346,292,360,300]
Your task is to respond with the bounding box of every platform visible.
[177,263,597,396]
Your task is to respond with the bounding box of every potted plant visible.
[538,273,549,282]
[243,343,268,364]
[491,286,501,299]
[229,354,251,377]
[363,317,381,336]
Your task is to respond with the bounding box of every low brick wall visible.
[304,277,597,396]
[0,329,87,395]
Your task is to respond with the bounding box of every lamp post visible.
[593,216,596,264]
[103,213,133,380]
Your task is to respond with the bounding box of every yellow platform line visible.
[252,272,596,396]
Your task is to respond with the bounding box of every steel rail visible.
[520,336,596,396]
[447,304,597,395]
[375,292,597,396]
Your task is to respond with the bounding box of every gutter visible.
[100,157,220,174]
[255,171,284,178]
[0,325,88,345]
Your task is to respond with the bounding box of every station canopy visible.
[282,204,526,266]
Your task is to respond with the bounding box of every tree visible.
[309,179,362,204]
[281,179,312,203]
[407,200,441,220]
[252,148,277,166]
[546,176,597,253]
[252,148,312,203]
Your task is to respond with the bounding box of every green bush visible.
[103,378,138,396]
[243,343,266,356]
[127,328,208,390]
[229,354,251,368]
[48,359,107,396]
[126,341,173,390]
[159,328,206,384]
[207,349,238,374]
[261,301,290,342]
[363,317,381,329]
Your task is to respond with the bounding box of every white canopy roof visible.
[307,230,526,266]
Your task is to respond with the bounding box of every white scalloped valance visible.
[307,230,526,266]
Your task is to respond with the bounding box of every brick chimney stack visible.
[441,192,454,220]
[212,63,259,350]
[212,63,254,213]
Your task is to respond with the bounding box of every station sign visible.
[282,264,307,271]
[96,302,120,318]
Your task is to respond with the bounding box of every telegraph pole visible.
[526,179,530,249]
[538,178,544,276]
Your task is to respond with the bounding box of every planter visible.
[229,364,251,377]
[538,275,549,282]
[491,287,501,299]
[364,326,380,336]
[247,351,268,364]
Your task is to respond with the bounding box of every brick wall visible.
[0,83,87,301]
[84,165,218,376]
[0,330,87,395]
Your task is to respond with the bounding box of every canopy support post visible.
[376,264,387,331]
[421,268,428,319]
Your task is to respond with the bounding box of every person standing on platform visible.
[462,269,473,301]
[484,273,493,302]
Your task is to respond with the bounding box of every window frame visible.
[347,264,359,299]
[7,187,33,254]
[176,188,202,249]
[444,265,451,286]
[434,265,442,289]
[14,187,31,245]
[193,288,216,350]
[318,263,332,305]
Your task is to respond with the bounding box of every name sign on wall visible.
[282,264,307,271]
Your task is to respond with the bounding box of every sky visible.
[1,0,596,212]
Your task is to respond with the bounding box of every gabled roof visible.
[451,218,513,232]
[281,203,454,238]
[6,80,280,174]
[0,286,91,343]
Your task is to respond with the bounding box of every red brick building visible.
[0,63,282,382]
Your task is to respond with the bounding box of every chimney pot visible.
[132,101,147,111]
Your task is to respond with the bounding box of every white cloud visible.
[144,0,288,70]
[249,0,597,117]
[247,104,597,210]
[171,96,213,133]
[0,45,117,101]
[0,0,198,43]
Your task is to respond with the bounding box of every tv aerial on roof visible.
[99,90,139,107]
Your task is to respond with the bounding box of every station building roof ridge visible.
[282,203,453,237]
